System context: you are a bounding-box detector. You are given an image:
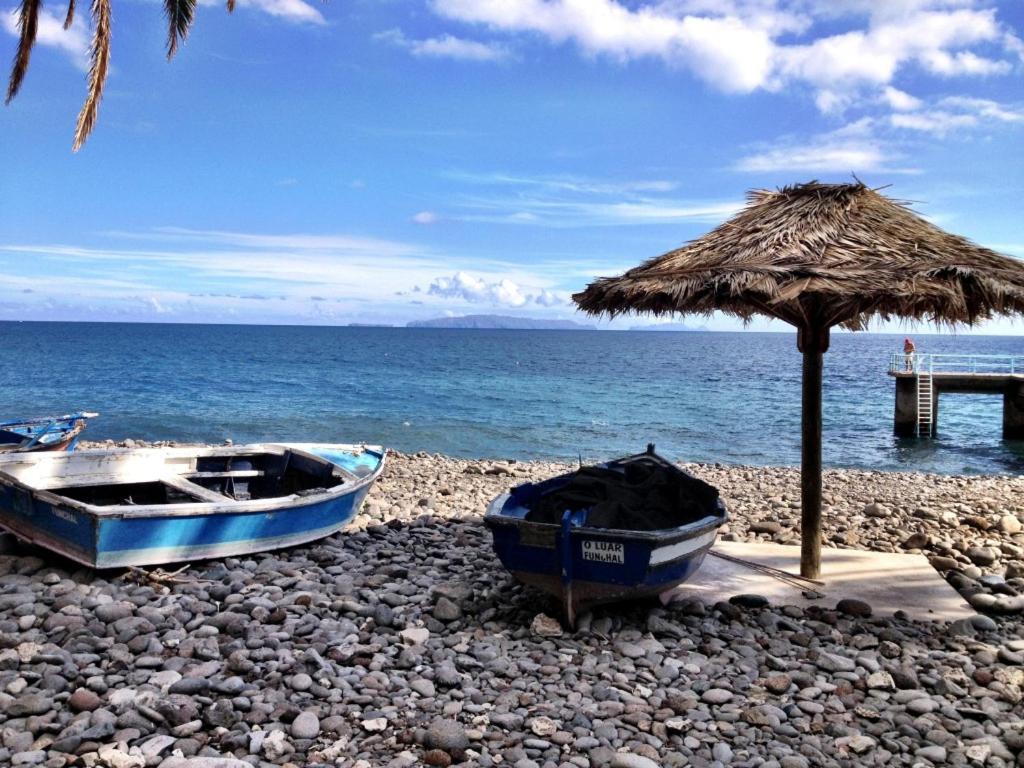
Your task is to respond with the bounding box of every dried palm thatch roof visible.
[573,181,1024,331]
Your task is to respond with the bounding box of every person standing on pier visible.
[904,337,917,371]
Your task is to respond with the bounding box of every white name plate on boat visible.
[582,540,624,564]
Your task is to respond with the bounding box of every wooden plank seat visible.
[162,475,232,503]
[183,470,265,479]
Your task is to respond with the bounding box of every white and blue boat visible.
[485,445,726,625]
[0,443,384,568]
[0,412,98,453]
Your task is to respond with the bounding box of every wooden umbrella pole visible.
[798,325,829,580]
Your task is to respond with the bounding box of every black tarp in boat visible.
[524,455,719,531]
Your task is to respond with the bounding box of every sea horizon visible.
[1,318,1023,337]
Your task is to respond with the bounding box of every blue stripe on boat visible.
[95,485,373,568]
[0,483,96,556]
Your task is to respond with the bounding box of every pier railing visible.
[888,352,1024,375]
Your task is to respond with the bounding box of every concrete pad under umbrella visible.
[573,181,1024,579]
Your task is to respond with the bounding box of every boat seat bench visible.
[183,470,265,479]
[161,475,232,503]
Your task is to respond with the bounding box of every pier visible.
[888,353,1024,438]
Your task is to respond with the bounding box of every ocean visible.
[1,321,1022,475]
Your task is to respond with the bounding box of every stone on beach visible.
[432,596,462,622]
[290,711,320,739]
[835,598,872,617]
[998,514,1022,534]
[863,501,890,517]
[701,688,733,704]
[424,718,469,755]
[611,754,662,768]
[399,626,430,645]
[530,613,563,637]
[68,687,103,712]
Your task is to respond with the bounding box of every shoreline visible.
[0,448,1021,767]
[79,440,1024,480]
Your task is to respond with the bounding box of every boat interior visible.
[5,448,356,508]
[518,454,722,531]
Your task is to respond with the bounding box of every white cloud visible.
[426,271,529,306]
[143,296,169,314]
[882,86,923,111]
[449,172,679,195]
[534,288,569,307]
[430,1,1020,112]
[412,211,439,225]
[941,96,1024,123]
[1,9,89,71]
[375,28,509,62]
[457,197,743,226]
[449,171,741,227]
[735,120,917,173]
[745,89,1023,174]
[775,8,1009,94]
[432,0,778,92]
[890,110,975,134]
[918,48,1009,76]
[421,272,575,308]
[889,96,1023,135]
[209,0,324,24]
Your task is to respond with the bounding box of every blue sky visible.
[1,0,1023,331]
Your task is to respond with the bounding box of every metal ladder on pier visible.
[916,367,934,437]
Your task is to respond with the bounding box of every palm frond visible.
[5,0,42,104]
[164,0,197,59]
[71,0,111,152]
[64,0,77,30]
[227,0,235,12]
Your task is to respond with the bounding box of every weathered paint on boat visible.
[0,412,98,453]
[484,448,726,625]
[0,443,384,568]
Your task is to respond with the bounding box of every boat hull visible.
[484,448,726,623]
[0,443,384,568]
[506,549,711,610]
[0,412,96,453]
[488,510,720,618]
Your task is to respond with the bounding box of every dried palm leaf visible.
[227,0,235,12]
[164,0,197,58]
[5,0,41,104]
[574,182,1024,331]
[71,0,111,152]
[64,0,76,29]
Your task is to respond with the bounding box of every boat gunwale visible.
[484,492,726,545]
[0,443,387,520]
[483,449,727,542]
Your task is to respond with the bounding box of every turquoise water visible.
[0,321,1022,475]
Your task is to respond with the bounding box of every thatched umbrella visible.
[574,181,1024,579]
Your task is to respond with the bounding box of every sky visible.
[1,0,1023,332]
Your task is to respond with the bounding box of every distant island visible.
[407,314,595,330]
[629,321,709,332]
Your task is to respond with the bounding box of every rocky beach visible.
[1,448,1022,768]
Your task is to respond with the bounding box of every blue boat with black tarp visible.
[485,445,727,625]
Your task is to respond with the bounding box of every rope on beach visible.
[709,550,825,588]
[122,563,196,585]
